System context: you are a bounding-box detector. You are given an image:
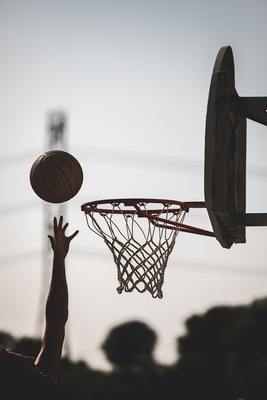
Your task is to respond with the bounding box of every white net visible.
[84,201,186,298]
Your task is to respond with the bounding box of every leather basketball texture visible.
[30,150,83,203]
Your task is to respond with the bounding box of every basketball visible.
[30,150,83,203]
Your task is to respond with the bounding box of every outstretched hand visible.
[48,216,79,259]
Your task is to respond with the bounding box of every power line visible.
[0,201,38,215]
[0,195,89,215]
[0,197,95,216]
[1,248,267,276]
[75,146,202,174]
[0,149,39,166]
[76,146,267,180]
[0,145,266,219]
[72,249,267,277]
[0,251,40,265]
[1,145,267,179]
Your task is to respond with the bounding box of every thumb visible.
[69,230,79,241]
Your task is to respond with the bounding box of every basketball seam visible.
[30,155,44,186]
[31,155,56,202]
[41,155,62,203]
[50,158,76,199]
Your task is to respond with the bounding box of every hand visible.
[48,216,79,259]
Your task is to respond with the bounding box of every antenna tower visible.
[36,110,71,357]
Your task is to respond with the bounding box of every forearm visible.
[35,217,78,381]
[45,253,68,324]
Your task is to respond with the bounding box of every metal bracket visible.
[238,213,267,226]
[237,97,267,126]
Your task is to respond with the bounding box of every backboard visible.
[205,46,267,248]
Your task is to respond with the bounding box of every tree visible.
[175,298,267,400]
[0,330,15,349]
[102,321,157,370]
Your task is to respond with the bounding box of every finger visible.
[63,222,69,232]
[48,235,54,248]
[68,230,79,241]
[53,217,57,235]
[59,215,63,228]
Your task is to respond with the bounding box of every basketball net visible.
[84,201,186,298]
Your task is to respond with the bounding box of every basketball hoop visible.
[81,199,213,298]
[80,47,267,297]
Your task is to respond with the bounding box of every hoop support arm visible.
[237,97,267,126]
[183,201,206,210]
[148,215,214,237]
[238,213,267,226]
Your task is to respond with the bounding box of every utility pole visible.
[36,110,71,357]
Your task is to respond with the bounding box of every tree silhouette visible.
[2,297,267,399]
[175,298,267,400]
[0,330,15,349]
[13,337,42,358]
[102,320,157,370]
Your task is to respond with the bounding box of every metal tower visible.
[36,110,71,357]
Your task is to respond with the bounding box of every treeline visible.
[1,297,267,399]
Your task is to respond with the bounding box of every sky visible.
[1,0,267,370]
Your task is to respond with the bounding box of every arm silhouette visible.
[34,216,78,382]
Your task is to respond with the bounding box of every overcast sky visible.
[1,0,267,369]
